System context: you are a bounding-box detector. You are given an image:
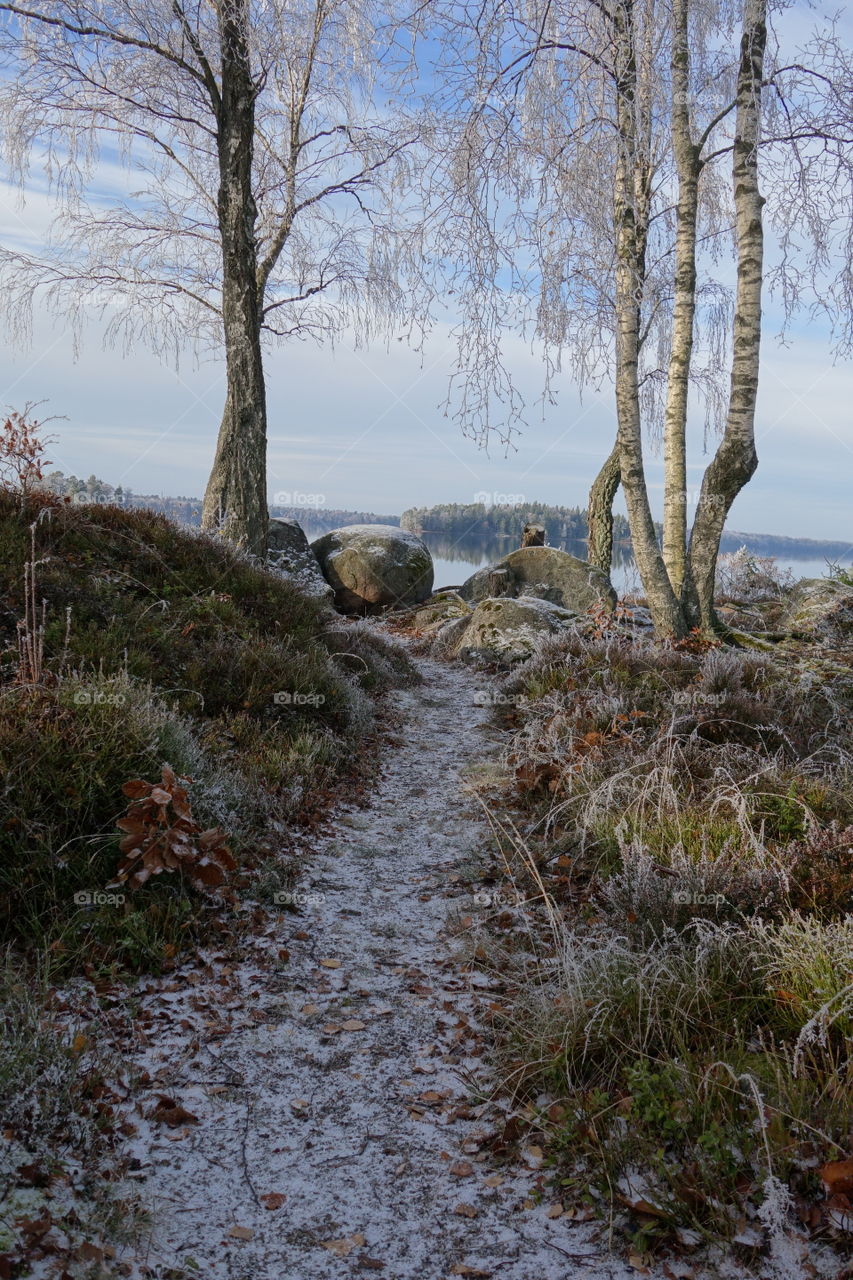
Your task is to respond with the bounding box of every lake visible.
[415,533,853,595]
[302,525,853,596]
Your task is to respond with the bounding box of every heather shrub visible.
[0,494,414,970]
[480,628,853,1253]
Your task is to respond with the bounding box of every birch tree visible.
[0,1,419,556]
[428,0,852,636]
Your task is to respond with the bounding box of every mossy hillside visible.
[0,492,414,970]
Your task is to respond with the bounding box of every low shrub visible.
[0,493,414,970]
[480,628,853,1256]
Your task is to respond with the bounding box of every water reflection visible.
[417,531,852,595]
[301,522,852,597]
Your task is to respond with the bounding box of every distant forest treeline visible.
[41,476,851,562]
[41,473,398,532]
[401,502,632,543]
[403,501,853,561]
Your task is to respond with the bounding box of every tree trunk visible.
[685,0,765,632]
[612,0,686,637]
[201,0,268,558]
[661,0,699,597]
[587,440,620,574]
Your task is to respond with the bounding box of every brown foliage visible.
[114,765,235,893]
[0,408,56,495]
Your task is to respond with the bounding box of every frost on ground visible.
[121,651,641,1280]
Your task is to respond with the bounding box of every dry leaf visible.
[319,958,341,969]
[454,1203,478,1218]
[228,1225,254,1241]
[450,1161,474,1178]
[341,1019,366,1031]
[150,1095,199,1128]
[321,1233,365,1257]
[821,1160,853,1196]
[261,1192,286,1211]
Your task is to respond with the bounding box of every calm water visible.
[303,525,853,596]
[417,533,853,594]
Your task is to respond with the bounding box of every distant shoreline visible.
[41,475,853,562]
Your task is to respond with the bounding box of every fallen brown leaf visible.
[321,1233,365,1257]
[150,1095,199,1128]
[261,1192,286,1211]
[821,1160,853,1196]
[228,1225,254,1241]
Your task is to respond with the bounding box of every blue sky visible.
[0,298,848,540]
[0,3,849,542]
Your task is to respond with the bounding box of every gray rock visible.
[452,594,578,663]
[407,590,472,632]
[432,613,475,657]
[267,518,333,602]
[459,546,615,614]
[311,524,434,613]
[781,577,853,640]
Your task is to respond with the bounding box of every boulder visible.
[459,546,615,613]
[452,594,578,663]
[311,523,434,613]
[407,590,472,632]
[267,518,333,602]
[781,577,853,641]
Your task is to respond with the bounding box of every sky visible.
[0,5,850,542]
[0,294,849,541]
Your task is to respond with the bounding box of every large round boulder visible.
[267,518,334,602]
[459,546,615,613]
[452,594,578,663]
[311,524,434,613]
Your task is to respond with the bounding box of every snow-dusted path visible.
[128,653,635,1280]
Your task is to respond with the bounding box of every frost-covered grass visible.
[0,952,143,1270]
[481,630,853,1260]
[0,491,415,973]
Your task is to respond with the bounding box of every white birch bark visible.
[686,0,766,632]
